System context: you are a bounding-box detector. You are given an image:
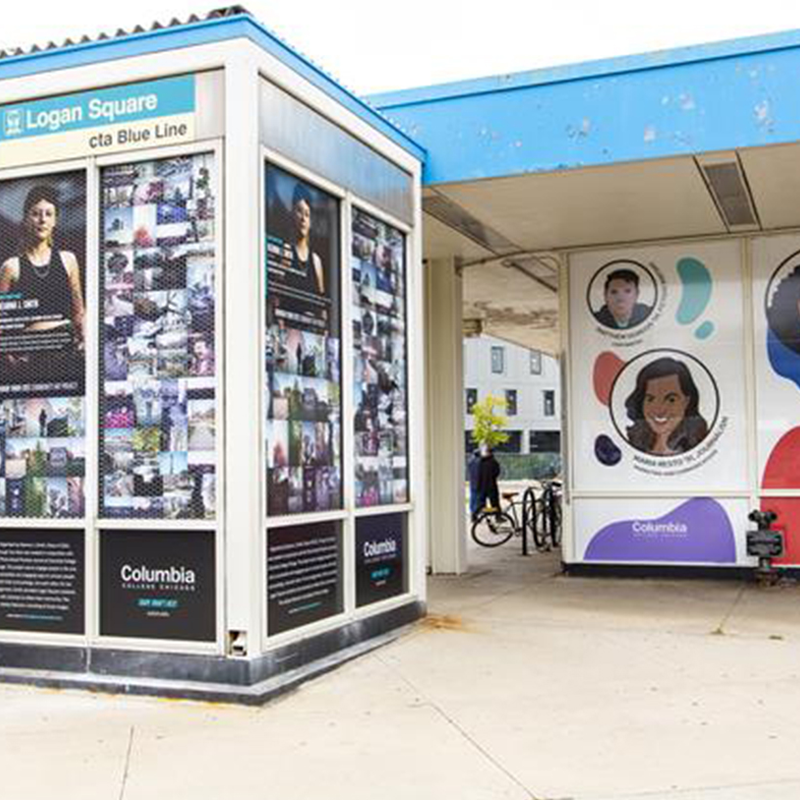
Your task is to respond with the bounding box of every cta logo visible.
[3,109,23,138]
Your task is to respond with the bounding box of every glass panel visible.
[99,153,217,520]
[352,207,408,508]
[0,171,87,518]
[530,350,542,375]
[466,388,477,414]
[265,164,342,516]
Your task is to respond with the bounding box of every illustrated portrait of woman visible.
[0,184,85,375]
[289,182,325,296]
[766,262,800,355]
[624,357,709,456]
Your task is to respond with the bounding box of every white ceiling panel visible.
[434,156,726,251]
[740,142,800,231]
[462,261,559,355]
[422,212,494,261]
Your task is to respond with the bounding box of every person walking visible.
[476,444,501,518]
[468,448,481,521]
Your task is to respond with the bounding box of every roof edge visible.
[369,26,800,109]
[0,12,426,162]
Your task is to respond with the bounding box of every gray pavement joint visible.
[711,583,748,636]
[118,725,135,800]
[373,650,541,800]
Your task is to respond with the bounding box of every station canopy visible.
[371,29,800,354]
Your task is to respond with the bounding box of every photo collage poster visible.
[568,241,749,565]
[351,208,409,507]
[0,171,87,518]
[265,165,342,516]
[100,153,216,520]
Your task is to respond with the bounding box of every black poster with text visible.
[356,513,406,607]
[267,521,342,635]
[0,528,84,633]
[100,529,215,641]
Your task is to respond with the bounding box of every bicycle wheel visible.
[521,487,538,549]
[471,511,516,547]
[531,498,549,550]
[549,495,562,547]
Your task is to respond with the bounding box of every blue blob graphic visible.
[676,257,713,325]
[595,435,622,466]
[767,327,800,391]
[695,320,715,339]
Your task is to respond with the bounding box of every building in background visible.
[464,335,561,478]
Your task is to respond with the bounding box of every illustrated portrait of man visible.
[593,267,653,330]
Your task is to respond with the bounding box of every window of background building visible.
[505,389,517,416]
[466,388,478,414]
[491,345,504,374]
[530,430,561,453]
[530,350,542,375]
[543,389,556,417]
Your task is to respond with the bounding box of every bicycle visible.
[532,480,562,550]
[471,488,537,548]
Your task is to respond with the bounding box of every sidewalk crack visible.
[711,583,747,635]
[374,652,541,799]
[118,725,135,800]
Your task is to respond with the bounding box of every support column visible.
[223,50,262,653]
[425,258,467,574]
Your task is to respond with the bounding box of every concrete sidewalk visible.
[3,543,800,800]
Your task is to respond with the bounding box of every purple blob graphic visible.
[584,497,736,563]
[767,327,800,392]
[595,434,621,466]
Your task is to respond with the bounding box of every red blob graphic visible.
[762,427,800,489]
[759,498,800,566]
[593,352,625,407]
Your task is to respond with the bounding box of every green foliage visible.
[470,393,510,449]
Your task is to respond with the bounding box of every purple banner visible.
[584,497,736,563]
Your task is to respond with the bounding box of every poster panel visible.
[574,497,750,566]
[752,234,800,566]
[351,209,408,507]
[267,521,342,635]
[0,528,84,633]
[569,241,748,494]
[100,529,216,641]
[355,513,407,607]
[264,165,342,516]
[0,170,87,518]
[99,153,216,520]
[752,234,800,487]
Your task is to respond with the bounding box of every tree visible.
[471,394,509,450]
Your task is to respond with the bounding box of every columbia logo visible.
[3,109,23,137]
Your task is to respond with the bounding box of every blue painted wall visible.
[371,29,800,185]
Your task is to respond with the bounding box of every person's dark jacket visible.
[476,453,500,512]
[595,302,651,329]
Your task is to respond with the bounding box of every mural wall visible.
[569,241,754,565]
